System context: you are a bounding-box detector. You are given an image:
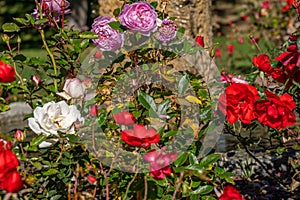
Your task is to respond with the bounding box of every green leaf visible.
[109,21,121,30]
[113,8,121,17]
[178,74,190,94]
[25,14,35,24]
[2,23,20,32]
[50,195,62,200]
[13,17,30,26]
[137,91,157,111]
[150,1,158,8]
[79,31,99,39]
[43,168,58,176]
[189,153,199,165]
[199,154,220,169]
[190,185,214,195]
[30,135,47,147]
[174,151,188,167]
[34,18,49,25]
[162,130,177,138]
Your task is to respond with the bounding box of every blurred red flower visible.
[227,44,234,54]
[219,185,245,200]
[0,61,16,83]
[218,83,260,124]
[121,124,160,148]
[255,91,296,129]
[195,36,204,47]
[113,111,136,125]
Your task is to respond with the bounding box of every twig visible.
[99,162,109,200]
[171,172,185,200]
[123,172,138,200]
[143,175,148,200]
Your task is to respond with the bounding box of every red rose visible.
[271,67,288,83]
[215,48,221,58]
[0,149,19,179]
[143,149,177,180]
[227,44,234,54]
[113,111,136,125]
[195,36,204,47]
[0,171,23,193]
[0,61,16,83]
[219,185,245,200]
[255,91,296,129]
[218,83,260,124]
[275,43,300,74]
[252,54,273,75]
[121,124,160,148]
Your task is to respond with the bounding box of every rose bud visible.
[63,78,86,99]
[90,104,98,117]
[31,75,41,87]
[94,51,102,59]
[15,130,25,142]
[87,175,97,184]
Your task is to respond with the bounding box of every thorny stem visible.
[99,162,110,200]
[171,172,185,200]
[229,126,291,193]
[124,172,138,200]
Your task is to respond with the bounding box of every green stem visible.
[39,29,58,92]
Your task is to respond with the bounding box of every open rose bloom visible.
[28,101,83,147]
[91,16,124,51]
[119,1,158,36]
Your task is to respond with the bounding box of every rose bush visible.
[0,0,299,199]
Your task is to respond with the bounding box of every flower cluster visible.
[113,111,176,179]
[31,0,71,27]
[0,140,23,193]
[219,82,296,129]
[91,1,178,51]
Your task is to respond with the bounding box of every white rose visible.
[28,101,83,147]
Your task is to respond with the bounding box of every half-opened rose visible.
[63,78,86,99]
[119,2,157,36]
[252,54,273,75]
[121,124,160,148]
[255,91,296,129]
[113,111,136,125]
[157,19,177,42]
[28,101,83,138]
[91,16,124,51]
[219,185,245,200]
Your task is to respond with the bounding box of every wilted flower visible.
[119,1,158,36]
[157,19,177,42]
[31,0,71,27]
[28,101,83,147]
[91,16,124,51]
